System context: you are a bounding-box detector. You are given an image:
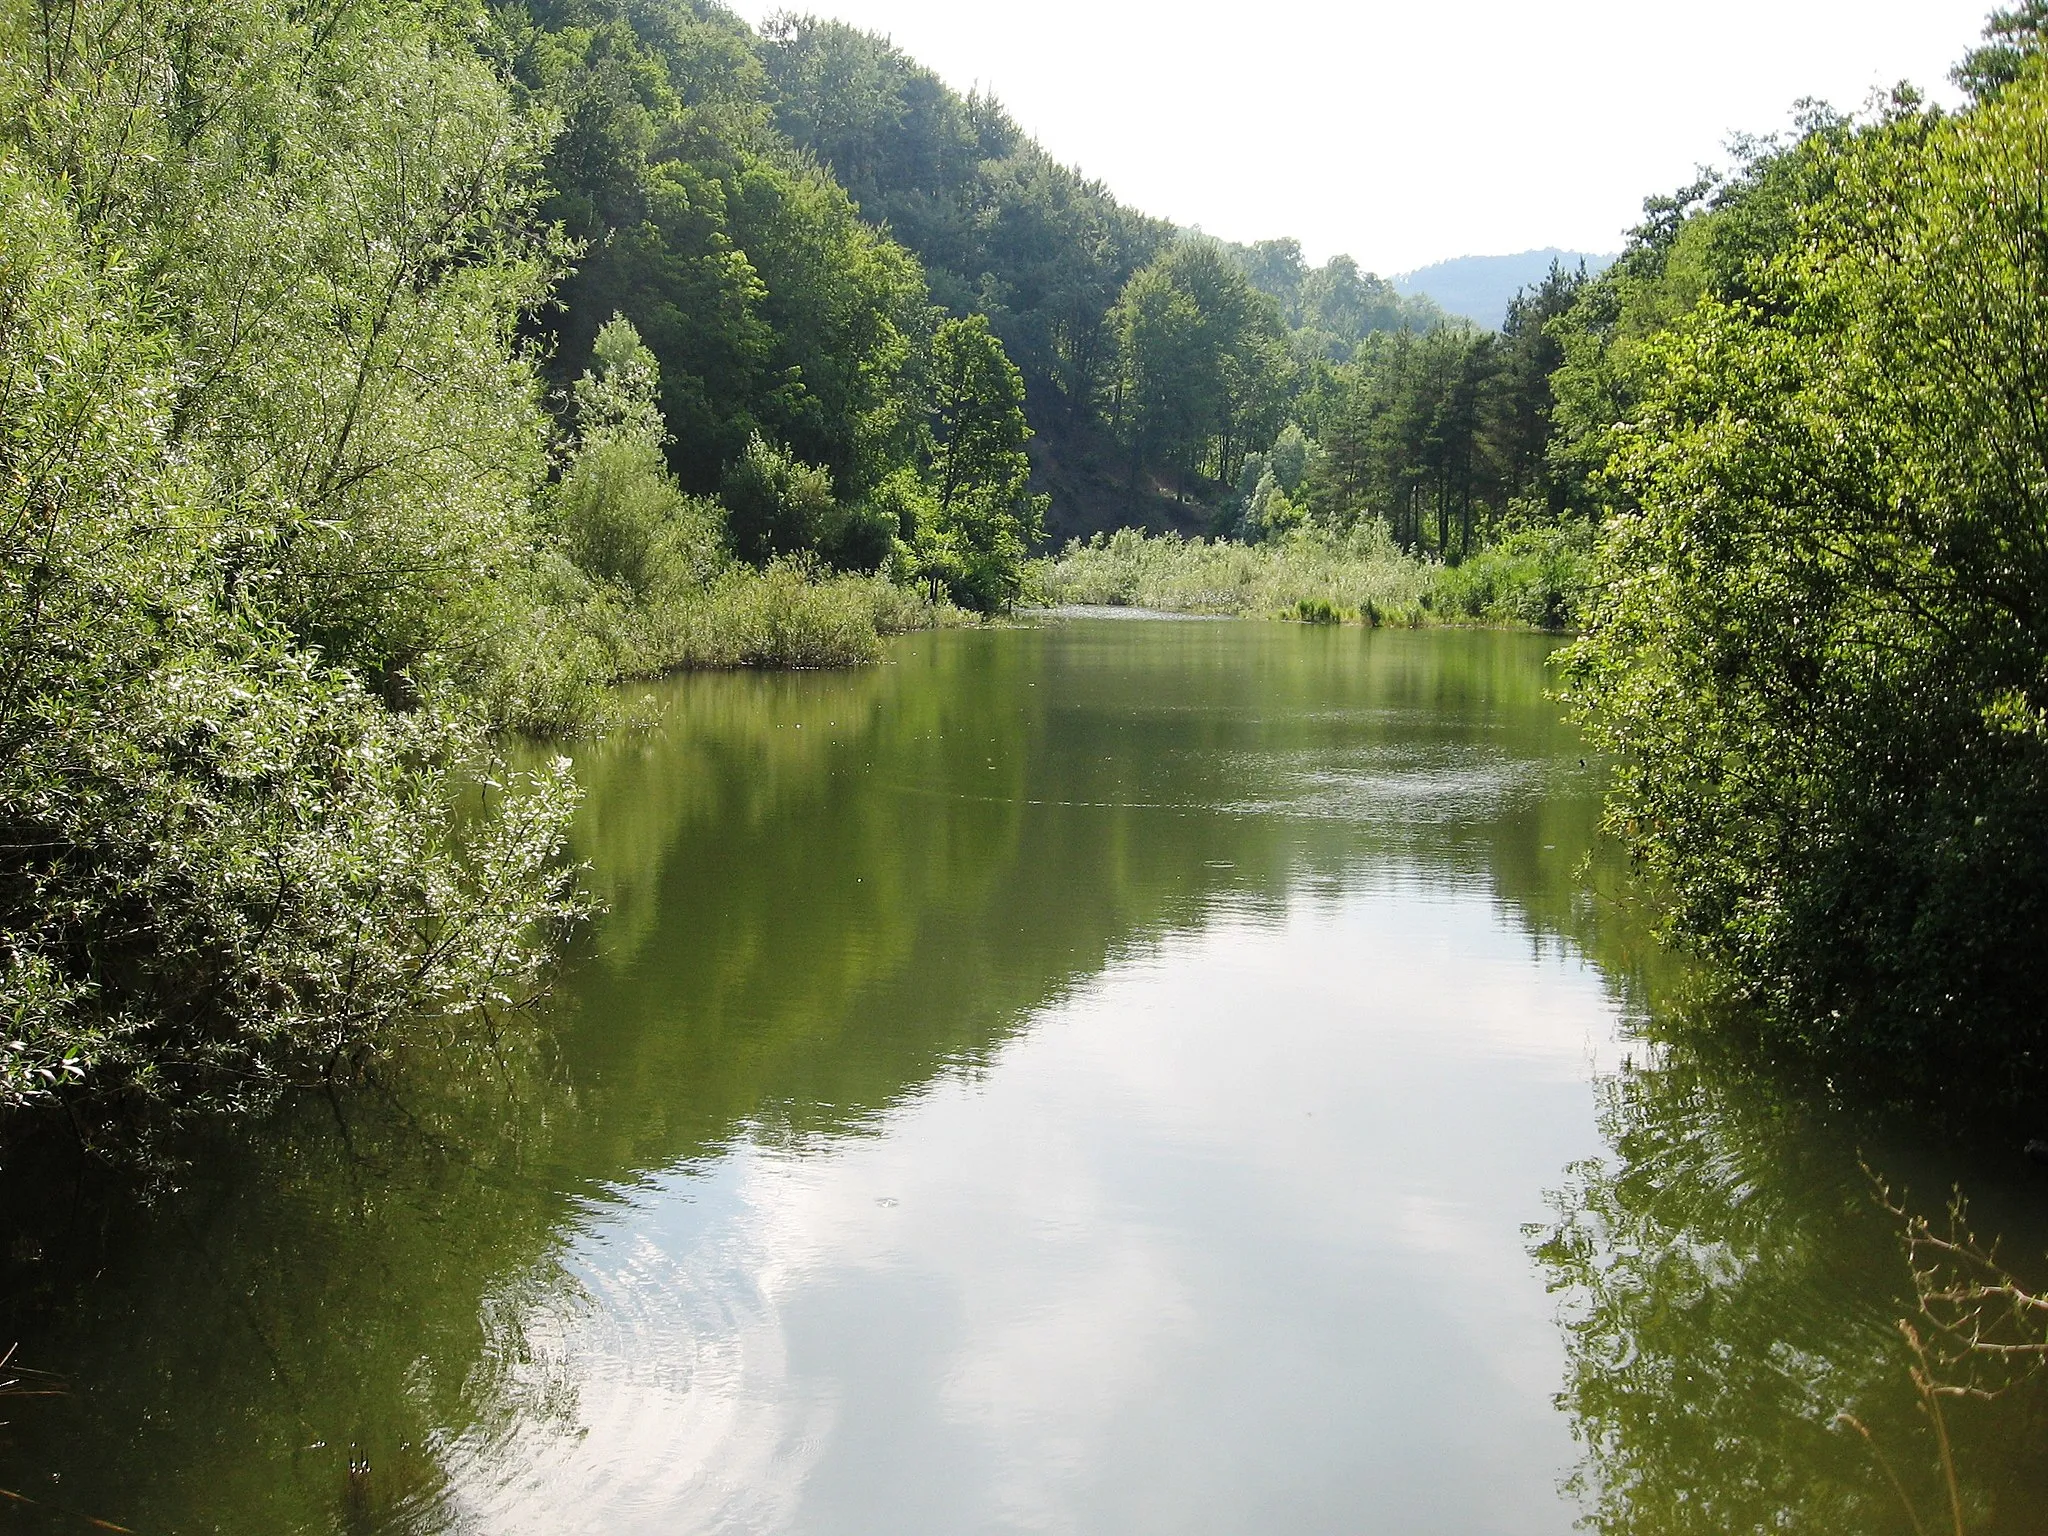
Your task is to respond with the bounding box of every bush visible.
[0,155,583,1118]
[1564,72,2048,1085]
[721,435,841,564]
[552,437,726,596]
[1433,521,1596,629]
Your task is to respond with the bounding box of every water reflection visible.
[1535,1037,2048,1536]
[431,878,1619,1534]
[1,622,2043,1533]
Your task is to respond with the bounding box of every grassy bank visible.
[1032,522,1593,629]
[491,558,971,737]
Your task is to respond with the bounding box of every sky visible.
[726,0,1995,275]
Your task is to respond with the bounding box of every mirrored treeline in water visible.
[2,622,2047,1534]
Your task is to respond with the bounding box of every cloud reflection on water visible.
[446,877,1622,1536]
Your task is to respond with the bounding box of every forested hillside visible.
[743,14,1590,560]
[0,0,1047,1125]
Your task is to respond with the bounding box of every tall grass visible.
[487,560,970,736]
[627,561,963,672]
[1033,521,1595,630]
[1034,524,1434,619]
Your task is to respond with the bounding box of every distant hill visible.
[1394,250,1616,330]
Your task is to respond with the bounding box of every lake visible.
[4,620,2048,1534]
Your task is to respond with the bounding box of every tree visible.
[1488,261,1586,514]
[759,14,1170,427]
[0,0,583,1119]
[914,316,1047,611]
[557,315,724,596]
[1300,326,1504,555]
[1954,1,2048,101]
[1113,240,1287,498]
[720,435,840,564]
[506,2,932,515]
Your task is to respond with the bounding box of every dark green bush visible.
[721,435,841,565]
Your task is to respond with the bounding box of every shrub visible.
[1434,521,1596,629]
[553,437,726,596]
[1564,72,2048,1084]
[0,159,583,1117]
[721,435,840,564]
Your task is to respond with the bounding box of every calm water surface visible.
[5,621,2048,1534]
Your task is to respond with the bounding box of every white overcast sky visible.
[728,0,1995,275]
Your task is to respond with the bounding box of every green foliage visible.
[1433,521,1595,630]
[911,315,1047,611]
[721,434,841,564]
[758,17,1170,424]
[1543,126,1853,517]
[1267,423,1312,495]
[1037,519,1591,631]
[1227,239,1444,360]
[502,0,933,503]
[637,560,947,670]
[1563,69,2048,1082]
[556,314,726,595]
[1301,329,1488,552]
[573,314,671,448]
[516,332,964,730]
[0,0,1000,1125]
[1114,239,1290,495]
[555,437,727,596]
[1954,1,2048,101]
[0,2,585,1118]
[20,0,565,705]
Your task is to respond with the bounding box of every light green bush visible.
[1434,522,1596,630]
[0,141,584,1117]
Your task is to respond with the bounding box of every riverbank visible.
[495,561,977,737]
[1029,523,1594,630]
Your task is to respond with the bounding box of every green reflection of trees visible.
[1535,1036,2048,1536]
[0,1064,579,1533]
[549,624,1597,1169]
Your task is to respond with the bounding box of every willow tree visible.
[0,0,582,1119]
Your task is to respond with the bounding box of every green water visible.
[4,621,2048,1535]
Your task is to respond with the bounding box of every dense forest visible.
[8,0,2048,1129]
